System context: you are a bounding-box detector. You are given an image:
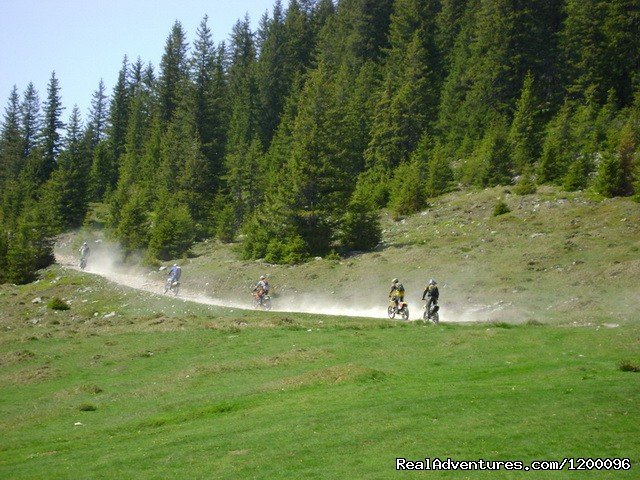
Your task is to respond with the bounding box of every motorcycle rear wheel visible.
[387,306,395,319]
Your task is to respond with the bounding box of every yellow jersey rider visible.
[389,278,405,308]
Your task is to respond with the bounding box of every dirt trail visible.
[55,249,390,319]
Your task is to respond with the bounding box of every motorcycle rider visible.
[389,278,405,309]
[253,275,270,305]
[168,263,182,284]
[422,279,439,319]
[79,242,90,266]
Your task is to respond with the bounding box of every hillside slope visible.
[58,186,640,325]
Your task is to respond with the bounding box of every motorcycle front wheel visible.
[262,297,272,310]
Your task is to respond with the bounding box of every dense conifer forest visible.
[1,0,639,283]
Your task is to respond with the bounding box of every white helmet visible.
[83,242,87,245]
[429,279,436,285]
[392,278,399,283]
[173,263,178,267]
[260,275,266,280]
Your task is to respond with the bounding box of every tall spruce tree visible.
[40,106,90,230]
[508,73,539,171]
[158,22,189,126]
[20,82,41,160]
[0,86,22,186]
[39,71,65,183]
[108,57,131,164]
[538,100,574,184]
[190,15,227,195]
[85,79,109,151]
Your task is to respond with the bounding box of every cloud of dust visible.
[54,238,509,322]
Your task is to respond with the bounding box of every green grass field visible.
[2,187,639,478]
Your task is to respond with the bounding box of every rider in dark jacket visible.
[421,279,439,318]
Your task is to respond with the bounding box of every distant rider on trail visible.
[168,264,182,284]
[253,275,270,306]
[389,278,405,309]
[422,279,439,319]
[79,242,90,268]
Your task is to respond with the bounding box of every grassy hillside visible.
[92,185,638,325]
[2,186,639,478]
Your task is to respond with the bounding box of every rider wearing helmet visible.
[422,279,439,319]
[79,242,90,259]
[389,278,405,308]
[254,275,269,295]
[168,263,182,283]
[78,242,91,268]
[253,275,270,305]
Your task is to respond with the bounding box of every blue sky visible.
[0,0,276,125]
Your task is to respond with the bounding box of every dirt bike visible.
[423,301,440,324]
[79,257,87,270]
[163,277,180,296]
[253,291,272,311]
[388,297,409,320]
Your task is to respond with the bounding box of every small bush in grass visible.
[618,361,640,372]
[325,250,341,261]
[47,297,70,310]
[513,169,537,195]
[493,200,511,216]
[525,319,545,326]
[490,321,513,329]
[81,385,103,394]
[78,403,97,411]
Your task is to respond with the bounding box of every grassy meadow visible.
[2,187,639,478]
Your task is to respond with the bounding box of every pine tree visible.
[39,71,65,183]
[190,15,226,195]
[338,196,381,252]
[508,73,539,171]
[116,188,150,255]
[223,17,260,229]
[158,21,189,126]
[108,57,131,164]
[40,106,90,230]
[464,118,511,187]
[0,86,22,186]
[388,158,425,219]
[87,140,116,201]
[20,82,41,160]
[255,2,288,146]
[85,79,109,151]
[538,101,574,184]
[147,198,195,260]
[425,140,455,197]
[598,107,639,197]
[5,202,55,284]
[563,155,593,191]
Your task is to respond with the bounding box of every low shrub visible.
[493,200,511,216]
[618,361,640,372]
[47,297,70,311]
